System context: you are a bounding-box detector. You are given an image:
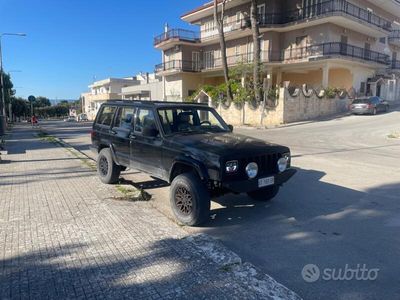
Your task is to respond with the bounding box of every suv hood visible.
[168,132,288,158]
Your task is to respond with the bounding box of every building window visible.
[380,37,386,44]
[204,20,215,32]
[235,45,241,56]
[236,11,242,24]
[360,82,366,94]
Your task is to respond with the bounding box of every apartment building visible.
[81,77,138,119]
[120,73,163,100]
[154,0,400,102]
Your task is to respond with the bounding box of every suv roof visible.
[104,100,208,107]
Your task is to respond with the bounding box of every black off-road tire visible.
[247,186,280,202]
[170,172,210,226]
[97,148,121,184]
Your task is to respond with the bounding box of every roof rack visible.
[104,100,208,106]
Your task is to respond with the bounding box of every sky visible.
[0,0,205,99]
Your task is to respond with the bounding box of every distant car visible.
[77,114,89,122]
[350,97,389,115]
[64,116,76,122]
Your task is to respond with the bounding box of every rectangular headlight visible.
[225,160,238,173]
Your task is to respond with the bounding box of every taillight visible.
[90,130,95,139]
[368,104,373,109]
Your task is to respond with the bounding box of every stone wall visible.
[209,85,351,127]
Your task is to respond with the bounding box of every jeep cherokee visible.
[91,101,296,226]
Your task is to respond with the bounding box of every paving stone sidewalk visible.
[0,125,300,300]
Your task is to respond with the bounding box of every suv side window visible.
[114,107,135,129]
[97,106,116,127]
[134,108,156,134]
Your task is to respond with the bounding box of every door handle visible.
[129,134,136,140]
[109,130,117,135]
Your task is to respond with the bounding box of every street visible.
[40,108,400,299]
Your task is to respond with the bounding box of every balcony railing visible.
[389,30,400,43]
[155,60,201,73]
[278,42,390,65]
[260,0,392,30]
[392,60,400,69]
[154,29,200,46]
[156,43,389,73]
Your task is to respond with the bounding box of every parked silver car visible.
[350,97,389,115]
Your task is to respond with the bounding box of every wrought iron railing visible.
[155,60,201,73]
[392,60,400,69]
[156,43,389,73]
[154,29,200,46]
[389,30,400,43]
[259,0,392,30]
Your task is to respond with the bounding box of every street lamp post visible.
[0,33,26,120]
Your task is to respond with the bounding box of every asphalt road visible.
[40,109,400,300]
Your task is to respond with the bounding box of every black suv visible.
[91,101,296,225]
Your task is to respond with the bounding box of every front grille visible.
[224,153,280,181]
[240,153,279,176]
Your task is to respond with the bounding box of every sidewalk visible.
[0,125,300,300]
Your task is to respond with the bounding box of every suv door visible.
[111,106,135,166]
[94,105,117,149]
[130,107,164,179]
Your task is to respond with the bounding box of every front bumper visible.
[222,168,297,193]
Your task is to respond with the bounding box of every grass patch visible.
[115,184,151,202]
[388,132,400,139]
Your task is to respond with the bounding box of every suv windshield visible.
[157,106,229,135]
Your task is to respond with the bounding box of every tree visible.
[214,0,233,102]
[0,73,15,115]
[250,0,262,102]
[34,96,51,107]
[11,97,29,117]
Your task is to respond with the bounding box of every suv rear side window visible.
[114,107,135,129]
[97,106,116,126]
[134,108,156,134]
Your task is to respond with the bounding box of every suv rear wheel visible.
[170,172,210,226]
[247,186,280,202]
[97,148,121,184]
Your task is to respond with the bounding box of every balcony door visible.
[393,52,397,68]
[364,43,371,60]
[340,35,348,55]
[204,51,214,69]
[192,52,201,71]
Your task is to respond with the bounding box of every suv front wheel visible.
[170,173,210,226]
[247,186,280,202]
[97,148,121,184]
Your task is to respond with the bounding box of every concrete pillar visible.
[276,70,282,87]
[322,64,330,88]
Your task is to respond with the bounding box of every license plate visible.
[258,176,275,188]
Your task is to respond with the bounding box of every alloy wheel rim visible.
[175,186,193,215]
[99,156,109,176]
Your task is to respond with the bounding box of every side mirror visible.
[228,124,233,132]
[143,126,159,138]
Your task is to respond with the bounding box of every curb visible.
[186,234,302,300]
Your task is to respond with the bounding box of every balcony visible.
[277,42,390,65]
[391,60,400,70]
[259,0,392,35]
[154,29,200,48]
[155,43,389,75]
[389,30,400,46]
[155,60,201,74]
